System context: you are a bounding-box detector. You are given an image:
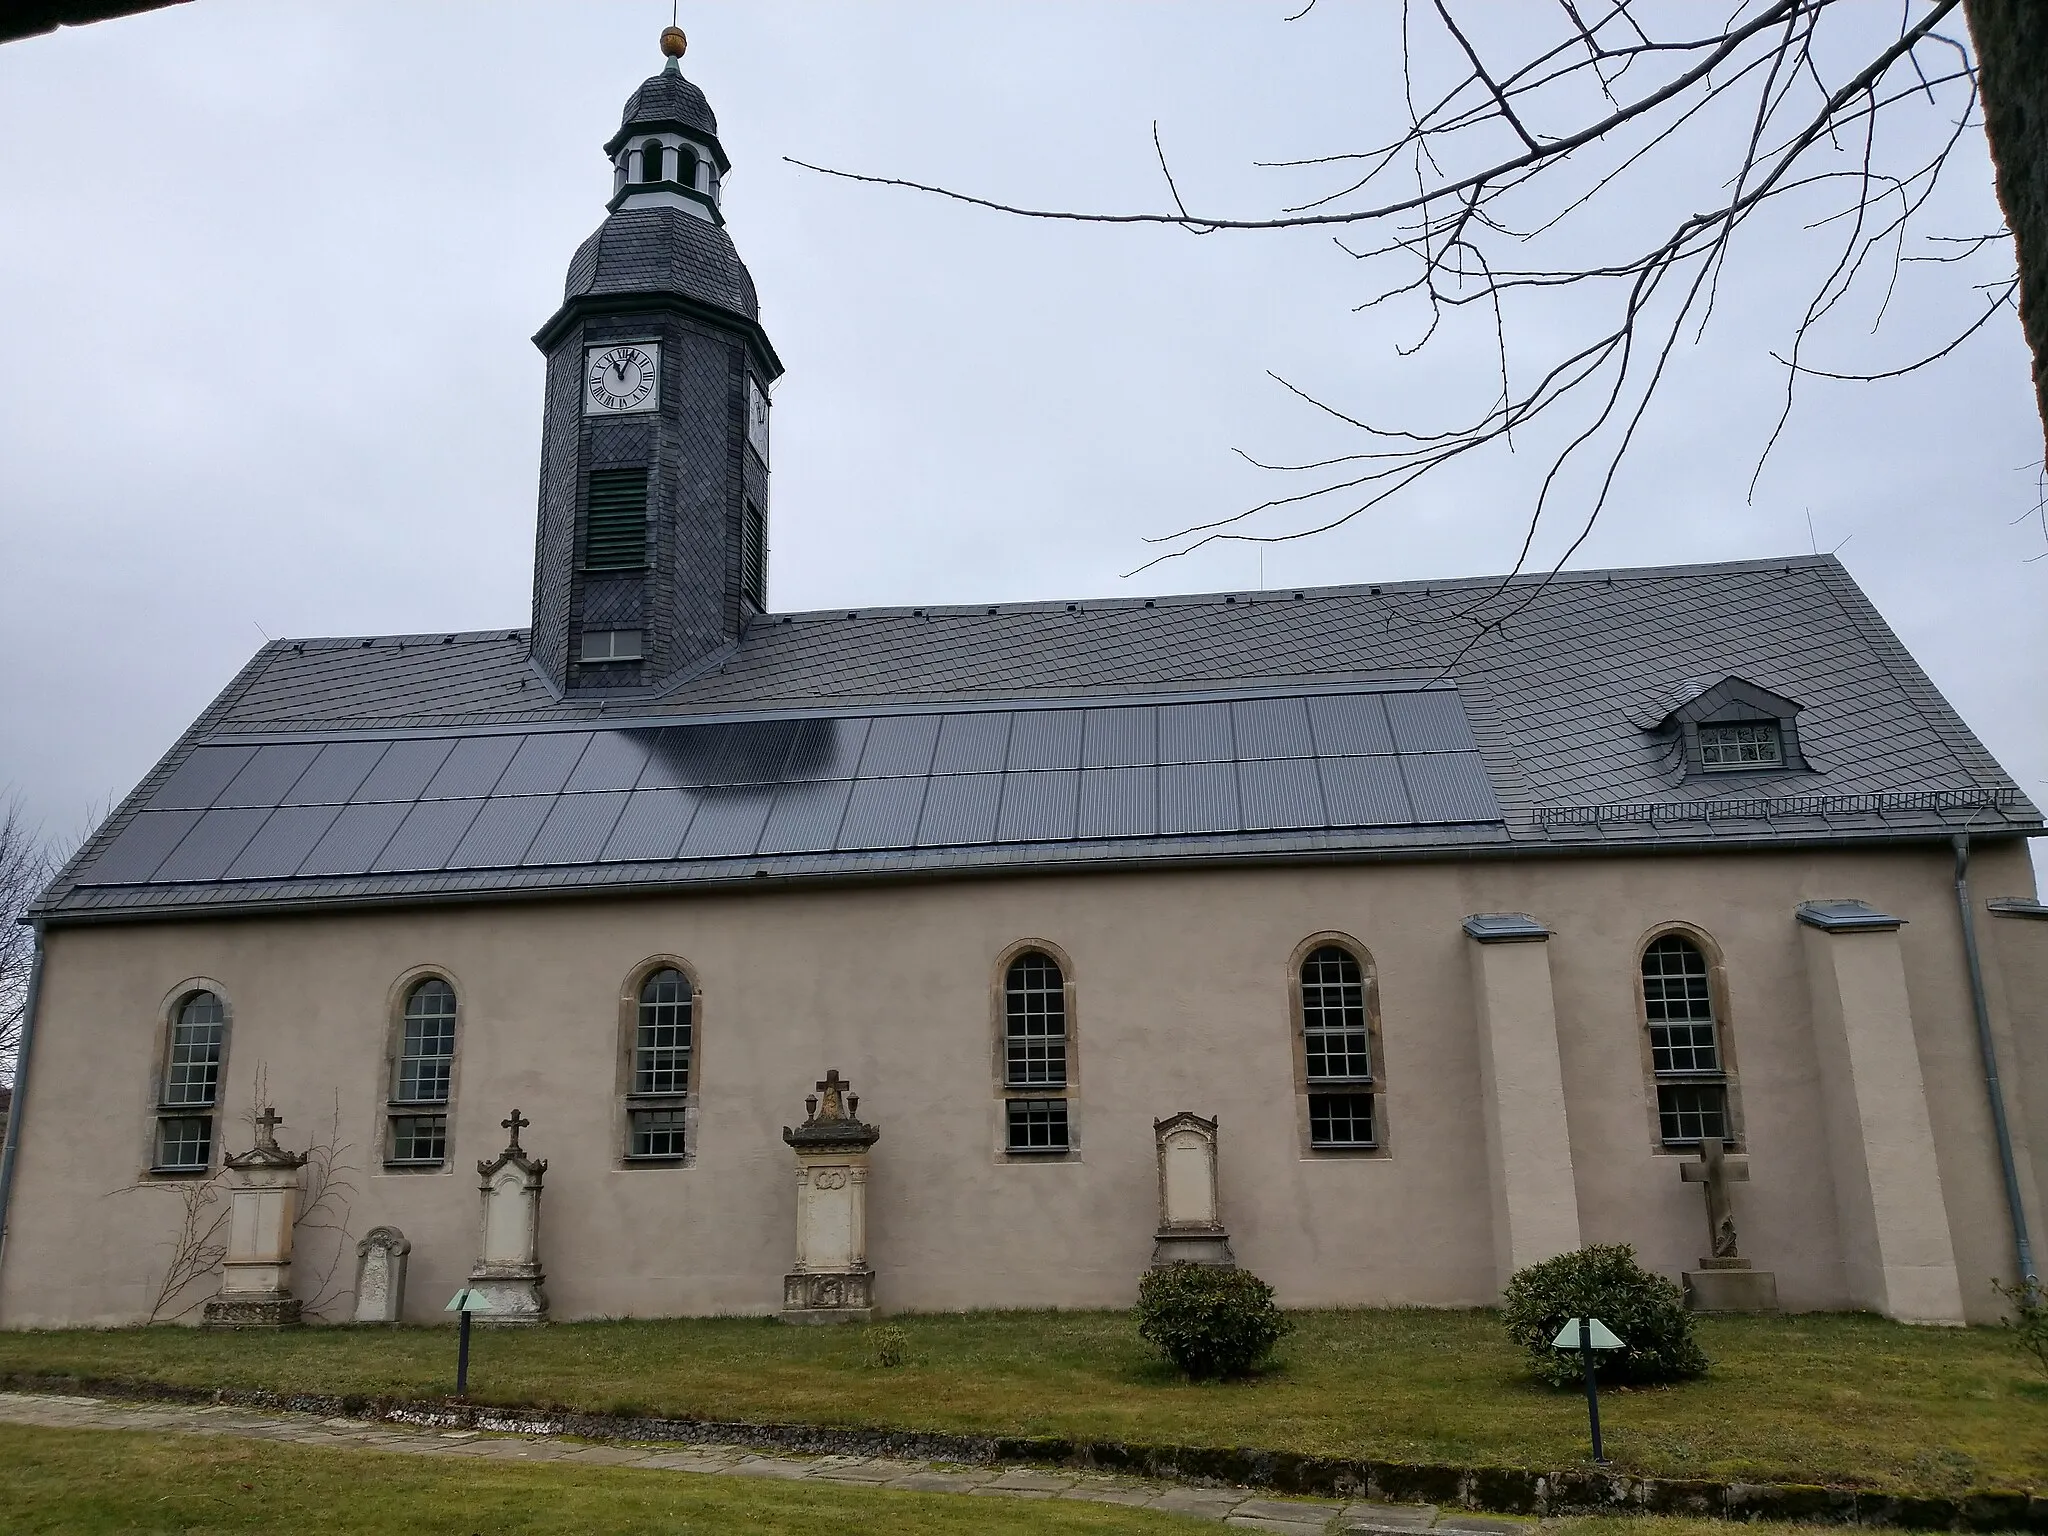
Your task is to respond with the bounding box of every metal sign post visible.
[445,1288,492,1397]
[1551,1316,1624,1464]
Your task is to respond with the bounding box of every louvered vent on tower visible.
[583,468,650,570]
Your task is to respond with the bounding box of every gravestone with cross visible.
[781,1070,881,1323]
[202,1105,309,1330]
[1678,1135,1779,1313]
[466,1108,550,1326]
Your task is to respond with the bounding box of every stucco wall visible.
[2,840,2039,1327]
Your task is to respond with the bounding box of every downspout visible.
[0,918,46,1303]
[1952,833,2037,1282]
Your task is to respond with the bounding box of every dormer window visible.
[1698,722,1783,771]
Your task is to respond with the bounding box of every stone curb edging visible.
[4,1372,2041,1531]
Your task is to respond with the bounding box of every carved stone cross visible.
[502,1108,530,1150]
[814,1071,849,1121]
[1680,1136,1750,1261]
[252,1106,285,1150]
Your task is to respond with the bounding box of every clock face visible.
[585,343,660,414]
[746,375,770,463]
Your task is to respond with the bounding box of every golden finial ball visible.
[660,25,687,58]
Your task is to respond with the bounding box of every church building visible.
[2,37,2044,1330]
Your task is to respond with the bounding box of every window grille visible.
[1309,1092,1375,1149]
[154,1116,213,1172]
[639,137,665,183]
[1698,722,1782,770]
[1002,951,1070,1151]
[579,628,643,663]
[583,468,650,570]
[1642,935,1730,1146]
[162,992,224,1107]
[396,979,457,1105]
[1006,1097,1069,1151]
[743,500,767,609]
[388,1114,447,1165]
[630,1109,688,1159]
[626,968,693,1160]
[1301,945,1371,1081]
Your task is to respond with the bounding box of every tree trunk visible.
[1964,0,2048,458]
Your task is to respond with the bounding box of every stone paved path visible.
[0,1390,1535,1535]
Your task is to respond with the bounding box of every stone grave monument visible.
[352,1225,411,1324]
[467,1109,549,1326]
[781,1070,880,1323]
[1679,1136,1779,1312]
[1150,1112,1236,1267]
[202,1106,307,1329]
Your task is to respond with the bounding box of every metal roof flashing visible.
[1462,913,1551,943]
[1796,899,1904,932]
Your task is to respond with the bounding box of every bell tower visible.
[529,26,782,695]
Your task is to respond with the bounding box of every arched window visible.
[388,977,456,1166]
[1299,944,1377,1149]
[676,145,699,190]
[1642,934,1731,1146]
[154,990,225,1172]
[1001,949,1071,1152]
[626,967,693,1160]
[638,137,666,184]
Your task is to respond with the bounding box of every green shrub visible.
[861,1323,909,1369]
[1135,1263,1291,1379]
[1500,1244,1707,1388]
[1991,1277,2048,1378]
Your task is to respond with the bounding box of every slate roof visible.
[35,555,2039,923]
[562,207,759,322]
[620,67,717,138]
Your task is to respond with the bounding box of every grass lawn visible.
[0,1310,2041,1494]
[0,1422,1212,1534]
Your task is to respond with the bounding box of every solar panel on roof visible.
[636,724,724,789]
[297,802,409,876]
[224,805,343,880]
[149,746,258,811]
[422,736,521,800]
[280,741,388,806]
[932,712,1011,775]
[838,778,926,849]
[916,773,1003,847]
[600,787,701,862]
[1319,756,1413,826]
[756,779,853,854]
[677,786,773,857]
[1081,707,1155,769]
[152,808,271,883]
[214,744,322,809]
[781,717,869,782]
[353,738,455,802]
[706,719,803,786]
[565,730,653,792]
[1160,761,1238,835]
[1386,691,1478,753]
[1232,697,1314,761]
[1239,758,1325,830]
[523,792,630,866]
[494,732,591,796]
[80,809,205,884]
[1077,765,1157,839]
[996,769,1078,842]
[446,796,554,869]
[1158,702,1233,765]
[857,714,941,779]
[1307,693,1394,757]
[1005,711,1083,772]
[371,799,483,873]
[1403,751,1500,822]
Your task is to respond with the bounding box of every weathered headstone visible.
[1150,1112,1236,1267]
[352,1225,411,1324]
[466,1109,548,1326]
[781,1070,880,1323]
[202,1106,307,1329]
[1680,1136,1778,1312]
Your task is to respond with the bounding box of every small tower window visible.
[638,138,666,184]
[583,467,650,570]
[743,500,767,610]
[676,146,699,190]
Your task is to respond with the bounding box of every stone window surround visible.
[143,977,234,1179]
[1287,933,1391,1159]
[375,966,466,1177]
[614,954,703,1170]
[1632,922,1746,1156]
[989,937,1081,1163]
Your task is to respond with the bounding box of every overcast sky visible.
[1,2,2042,881]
